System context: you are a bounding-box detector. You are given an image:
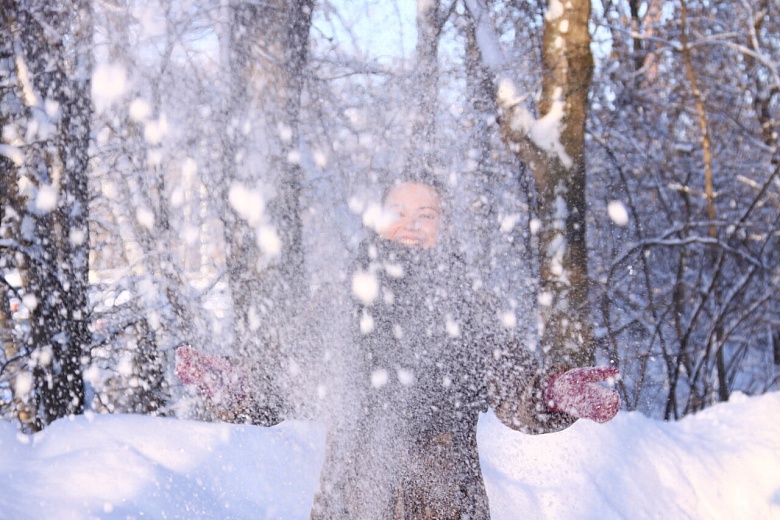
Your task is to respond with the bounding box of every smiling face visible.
[379,182,442,249]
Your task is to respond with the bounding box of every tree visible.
[85,0,235,416]
[465,0,596,367]
[0,0,93,430]
[218,0,314,421]
[405,0,443,175]
[589,0,780,418]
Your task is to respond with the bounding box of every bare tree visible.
[589,0,780,418]
[459,5,499,282]
[0,0,93,430]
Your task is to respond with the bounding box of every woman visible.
[177,179,619,519]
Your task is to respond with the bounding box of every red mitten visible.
[175,346,247,403]
[544,366,621,423]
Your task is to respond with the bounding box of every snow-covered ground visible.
[1,392,778,520]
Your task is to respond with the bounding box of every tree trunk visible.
[219,0,313,418]
[461,11,497,281]
[1,0,93,429]
[465,0,595,366]
[405,0,442,176]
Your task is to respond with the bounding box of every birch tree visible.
[87,0,218,415]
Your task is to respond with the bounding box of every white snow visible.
[287,149,302,165]
[21,294,38,312]
[496,78,524,109]
[499,311,517,329]
[69,228,87,246]
[228,183,266,225]
[135,207,155,230]
[170,187,185,208]
[128,98,151,122]
[464,0,505,70]
[371,368,389,388]
[384,262,404,279]
[116,355,134,377]
[351,270,379,305]
[101,180,118,200]
[247,305,261,332]
[464,0,575,169]
[528,93,573,168]
[143,114,169,146]
[529,217,542,235]
[607,200,630,226]
[34,184,58,213]
[499,213,521,234]
[14,55,39,107]
[445,314,461,338]
[397,368,415,386]
[545,0,565,21]
[0,144,23,166]
[91,63,127,113]
[12,372,32,399]
[146,310,161,331]
[181,157,197,179]
[0,393,777,519]
[312,149,328,170]
[257,225,282,257]
[359,310,375,334]
[361,201,397,233]
[277,122,293,143]
[347,195,365,214]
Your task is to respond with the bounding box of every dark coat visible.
[310,237,575,520]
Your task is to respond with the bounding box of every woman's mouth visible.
[397,237,423,247]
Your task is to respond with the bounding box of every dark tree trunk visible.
[1,0,93,429]
[219,0,313,419]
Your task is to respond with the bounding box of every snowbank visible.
[1,392,778,519]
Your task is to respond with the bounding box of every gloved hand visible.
[175,346,247,403]
[544,366,621,423]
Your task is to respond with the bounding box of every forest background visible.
[1,0,779,434]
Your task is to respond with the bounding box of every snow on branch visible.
[463,0,573,169]
[0,144,23,166]
[463,0,505,71]
[13,50,42,109]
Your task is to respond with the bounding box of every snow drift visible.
[0,392,778,519]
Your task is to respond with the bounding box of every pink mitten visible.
[175,346,247,402]
[544,366,621,423]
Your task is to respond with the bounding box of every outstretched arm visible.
[543,366,620,423]
[486,343,578,434]
[175,346,284,426]
[477,295,619,433]
[487,348,621,432]
[488,355,620,433]
[176,346,245,400]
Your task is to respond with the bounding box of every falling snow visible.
[607,200,630,226]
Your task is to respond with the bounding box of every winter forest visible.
[1,0,779,447]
